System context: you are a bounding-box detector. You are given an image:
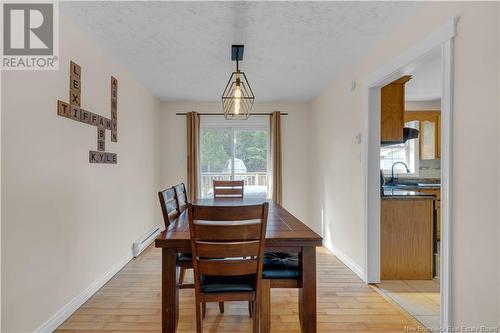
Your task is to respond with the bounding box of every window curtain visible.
[186,111,200,201]
[271,111,283,204]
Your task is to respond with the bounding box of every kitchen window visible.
[199,116,271,199]
[380,120,419,176]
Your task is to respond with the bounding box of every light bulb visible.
[234,85,242,115]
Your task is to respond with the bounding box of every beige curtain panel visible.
[186,111,200,201]
[271,111,283,204]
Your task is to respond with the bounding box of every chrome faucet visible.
[391,162,410,184]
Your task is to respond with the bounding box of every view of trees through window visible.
[200,129,230,173]
[236,131,268,172]
[200,128,269,198]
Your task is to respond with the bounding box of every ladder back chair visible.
[158,187,179,229]
[174,182,188,212]
[159,186,225,315]
[213,180,244,198]
[188,202,269,333]
[260,252,300,332]
[158,187,192,284]
[173,182,190,285]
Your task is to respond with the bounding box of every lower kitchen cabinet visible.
[381,197,434,280]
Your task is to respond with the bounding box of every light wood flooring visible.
[56,246,421,332]
[375,280,440,330]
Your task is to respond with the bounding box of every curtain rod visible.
[175,112,288,116]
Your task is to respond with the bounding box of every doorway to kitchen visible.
[377,47,442,330]
[362,18,455,331]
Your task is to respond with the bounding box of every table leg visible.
[299,246,316,333]
[162,248,179,333]
[260,279,271,333]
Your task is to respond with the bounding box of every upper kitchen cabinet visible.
[381,75,412,142]
[405,111,441,160]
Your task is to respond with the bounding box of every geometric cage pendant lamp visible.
[222,45,255,120]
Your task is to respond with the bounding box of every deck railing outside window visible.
[200,172,269,198]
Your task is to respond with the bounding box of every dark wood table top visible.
[155,198,322,249]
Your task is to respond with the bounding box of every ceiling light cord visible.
[235,47,240,72]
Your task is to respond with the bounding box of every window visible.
[199,116,270,199]
[380,121,419,176]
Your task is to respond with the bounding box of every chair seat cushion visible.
[200,274,256,293]
[177,253,192,262]
[263,252,300,279]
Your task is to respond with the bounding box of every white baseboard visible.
[323,238,365,281]
[34,251,133,333]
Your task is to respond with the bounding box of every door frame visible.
[361,18,456,330]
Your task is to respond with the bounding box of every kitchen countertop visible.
[395,177,440,184]
[382,187,437,199]
[384,183,440,190]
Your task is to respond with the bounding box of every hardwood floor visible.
[56,246,421,332]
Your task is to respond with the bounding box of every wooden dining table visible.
[155,198,323,333]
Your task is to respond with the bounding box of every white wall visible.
[498,2,500,322]
[311,2,499,327]
[1,14,161,332]
[159,101,315,232]
[0,58,3,333]
[405,100,441,110]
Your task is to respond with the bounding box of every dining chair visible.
[159,186,224,315]
[158,187,180,230]
[173,182,189,285]
[188,202,269,333]
[213,180,244,198]
[174,182,188,212]
[158,187,193,287]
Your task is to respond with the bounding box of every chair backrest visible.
[213,180,244,198]
[174,183,188,212]
[158,187,180,228]
[188,203,269,291]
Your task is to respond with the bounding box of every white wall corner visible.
[33,251,133,333]
[323,238,365,282]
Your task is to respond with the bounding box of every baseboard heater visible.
[133,225,163,257]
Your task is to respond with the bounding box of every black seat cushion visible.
[263,252,300,279]
[177,253,192,262]
[200,274,256,293]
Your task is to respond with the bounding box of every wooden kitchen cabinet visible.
[381,198,434,280]
[405,111,441,160]
[381,75,412,142]
[417,188,441,240]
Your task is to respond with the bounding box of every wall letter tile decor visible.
[57,61,118,164]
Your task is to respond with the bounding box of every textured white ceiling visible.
[61,1,421,102]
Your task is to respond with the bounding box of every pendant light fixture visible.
[222,45,255,120]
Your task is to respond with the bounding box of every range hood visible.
[381,127,419,146]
